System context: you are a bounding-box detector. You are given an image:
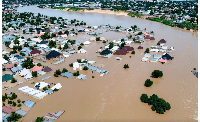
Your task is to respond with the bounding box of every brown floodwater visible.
[3,5,198,122]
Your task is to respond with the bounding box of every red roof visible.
[30,49,41,54]
[144,35,150,39]
[61,33,65,35]
[2,106,15,114]
[138,46,143,49]
[4,63,19,69]
[114,49,128,55]
[55,33,58,34]
[150,37,155,40]
[122,46,134,51]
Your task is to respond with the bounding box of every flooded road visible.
[6,5,198,121]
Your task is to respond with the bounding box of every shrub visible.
[37,63,42,66]
[11,78,17,83]
[69,63,73,67]
[92,76,95,78]
[32,71,37,77]
[157,42,160,45]
[12,101,16,107]
[55,69,61,75]
[78,46,82,50]
[123,64,129,69]
[145,48,150,53]
[17,104,21,107]
[11,93,17,99]
[194,68,196,70]
[17,99,21,103]
[83,66,88,70]
[80,43,84,46]
[144,79,153,87]
[151,70,163,78]
[103,41,106,43]
[131,51,135,54]
[73,71,79,76]
[22,101,25,104]
[54,73,58,77]
[96,37,100,41]
[140,94,148,103]
[62,68,68,73]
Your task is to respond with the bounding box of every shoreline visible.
[57,8,198,34]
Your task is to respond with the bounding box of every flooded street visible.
[5,5,198,121]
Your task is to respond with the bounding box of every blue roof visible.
[61,72,73,78]
[24,100,35,108]
[2,114,10,122]
[16,55,24,59]
[42,76,51,81]
[194,72,198,78]
[2,113,7,117]
[2,38,11,43]
[40,40,48,44]
[11,65,23,73]
[45,90,54,94]
[15,109,27,116]
[43,120,54,122]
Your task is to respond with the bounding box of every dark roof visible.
[159,39,166,43]
[36,28,42,31]
[42,66,52,72]
[122,46,134,51]
[100,49,112,55]
[39,40,48,44]
[2,74,13,82]
[44,29,51,33]
[150,37,155,40]
[114,49,128,55]
[30,49,41,54]
[144,35,150,39]
[138,46,143,49]
[162,53,172,60]
[46,50,61,59]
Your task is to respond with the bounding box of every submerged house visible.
[46,50,61,60]
[159,39,166,43]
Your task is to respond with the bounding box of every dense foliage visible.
[144,79,153,87]
[140,94,171,114]
[151,70,163,78]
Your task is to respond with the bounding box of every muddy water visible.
[4,5,197,122]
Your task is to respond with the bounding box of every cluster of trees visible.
[48,40,57,48]
[62,68,68,73]
[83,66,88,70]
[22,57,34,69]
[144,79,153,87]
[7,112,22,122]
[140,94,171,114]
[123,64,129,69]
[54,69,61,77]
[41,32,51,40]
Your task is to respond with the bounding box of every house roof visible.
[114,49,128,55]
[122,46,134,51]
[46,50,61,59]
[42,66,52,72]
[4,63,18,69]
[100,49,112,55]
[2,74,13,82]
[61,72,73,78]
[138,46,143,49]
[162,53,172,60]
[159,39,166,43]
[15,109,27,116]
[45,90,54,94]
[31,66,43,72]
[150,37,155,40]
[2,106,15,114]
[39,40,48,44]
[24,100,35,108]
[30,49,41,54]
[144,35,150,39]
[44,29,51,33]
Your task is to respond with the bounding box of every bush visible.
[12,101,16,107]
[55,69,61,75]
[22,101,25,104]
[140,94,148,103]
[131,51,135,54]
[145,48,150,53]
[157,42,160,45]
[194,68,196,70]
[151,70,163,78]
[11,93,17,99]
[62,68,68,73]
[103,41,106,43]
[83,66,88,70]
[17,104,21,107]
[37,63,42,66]
[92,76,95,78]
[96,37,100,41]
[123,64,129,69]
[54,73,58,77]
[11,78,17,83]
[80,43,84,46]
[17,99,21,103]
[78,46,82,50]
[73,71,79,76]
[32,71,37,77]
[144,79,153,87]
[69,63,73,67]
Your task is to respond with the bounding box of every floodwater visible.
[4,5,197,122]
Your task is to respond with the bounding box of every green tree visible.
[62,68,68,73]
[145,48,150,53]
[140,94,148,103]
[17,104,21,107]
[96,37,100,41]
[58,31,62,35]
[11,93,17,99]
[83,66,88,70]
[7,112,21,122]
[17,99,21,103]
[12,101,17,107]
[123,64,129,69]
[64,30,69,36]
[11,78,17,83]
[63,43,69,50]
[131,51,135,54]
[32,71,37,77]
[35,117,44,122]
[3,55,9,60]
[151,70,163,78]
[144,79,153,87]
[37,63,42,66]
[55,69,61,75]
[78,46,82,50]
